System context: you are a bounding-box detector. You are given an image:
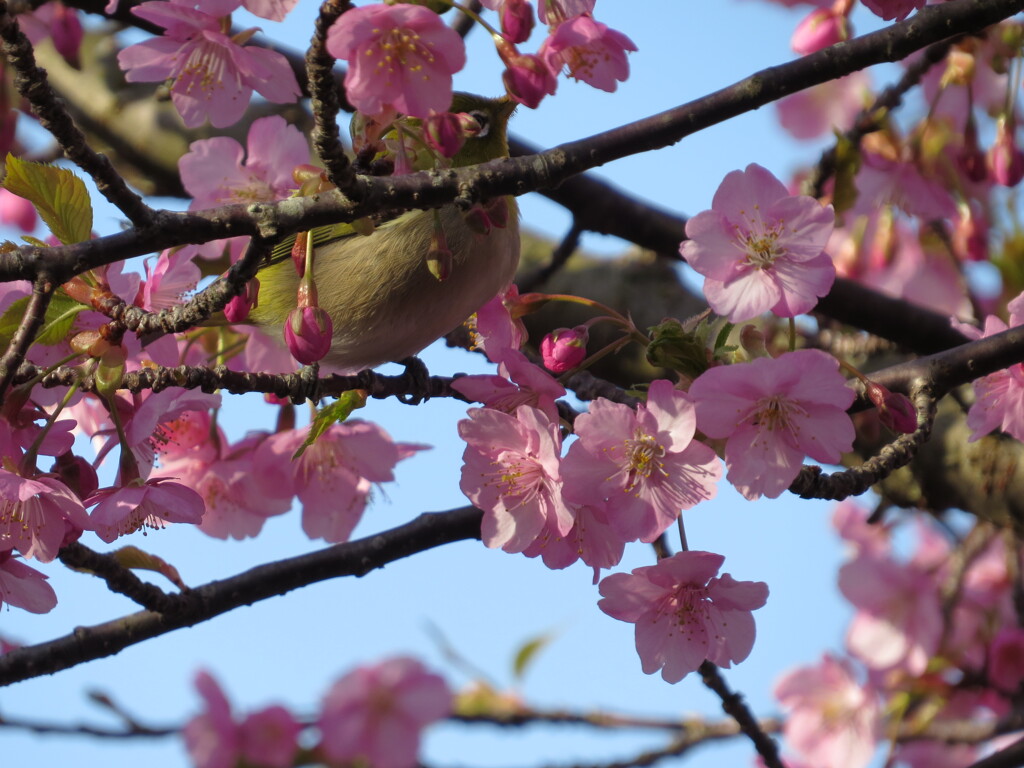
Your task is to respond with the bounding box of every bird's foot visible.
[396,356,431,405]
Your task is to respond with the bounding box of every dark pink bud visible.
[500,0,534,44]
[866,381,917,434]
[497,40,557,109]
[791,9,847,55]
[50,3,83,67]
[540,325,588,373]
[52,451,99,502]
[423,111,466,158]
[224,278,259,323]
[988,116,1024,187]
[958,118,988,183]
[285,306,333,365]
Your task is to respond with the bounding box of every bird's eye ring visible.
[469,110,491,138]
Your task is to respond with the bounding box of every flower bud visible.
[285,306,333,365]
[988,115,1024,187]
[224,278,258,323]
[496,38,557,109]
[52,451,99,500]
[791,9,847,55]
[540,325,588,373]
[500,0,534,44]
[423,111,467,158]
[865,381,917,434]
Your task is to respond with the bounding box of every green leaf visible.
[831,132,862,216]
[0,292,85,350]
[292,390,368,460]
[3,153,93,244]
[110,545,187,589]
[512,632,555,681]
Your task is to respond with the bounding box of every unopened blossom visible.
[562,379,721,543]
[540,326,588,372]
[774,654,880,768]
[0,550,57,613]
[326,3,466,118]
[459,404,572,553]
[860,0,925,21]
[118,0,300,128]
[285,305,333,365]
[988,115,1024,187]
[19,1,83,66]
[318,657,452,768]
[598,551,769,683]
[87,479,206,543]
[689,349,855,500]
[681,163,835,322]
[790,8,847,55]
[497,44,558,109]
[0,471,90,562]
[540,14,636,92]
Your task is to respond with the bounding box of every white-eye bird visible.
[250,94,520,373]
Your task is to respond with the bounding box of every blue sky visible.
[0,2,908,767]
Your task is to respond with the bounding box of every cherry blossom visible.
[326,3,466,119]
[0,550,58,613]
[861,0,925,21]
[562,380,721,543]
[118,0,300,128]
[450,349,565,423]
[183,671,241,768]
[459,404,572,553]
[774,654,880,768]
[540,14,637,92]
[598,551,769,683]
[522,503,626,580]
[537,0,595,24]
[0,471,90,562]
[689,349,855,500]
[790,8,847,55]
[318,657,451,768]
[680,163,835,322]
[87,478,206,543]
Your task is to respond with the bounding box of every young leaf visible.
[2,153,93,244]
[0,293,85,350]
[292,389,368,459]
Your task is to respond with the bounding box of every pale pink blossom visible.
[0,471,90,562]
[142,248,200,311]
[774,654,880,768]
[539,14,636,92]
[318,657,452,768]
[450,349,565,423]
[472,284,529,363]
[562,380,721,543]
[0,551,58,613]
[326,4,466,118]
[179,115,309,209]
[118,0,300,128]
[253,421,417,544]
[839,552,942,675]
[459,405,572,553]
[522,503,626,580]
[238,706,301,768]
[832,500,890,557]
[240,0,298,22]
[861,0,925,21]
[87,479,206,543]
[184,671,241,768]
[689,349,855,500]
[598,551,769,683]
[681,163,835,322]
[854,150,957,220]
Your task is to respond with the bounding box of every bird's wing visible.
[265,221,361,268]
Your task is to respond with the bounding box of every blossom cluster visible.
[184,657,451,768]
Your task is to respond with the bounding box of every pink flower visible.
[318,657,452,768]
[0,188,37,233]
[238,707,301,768]
[523,503,626,580]
[774,655,880,768]
[689,349,855,500]
[537,0,594,24]
[790,8,848,55]
[960,295,1024,442]
[0,550,58,613]
[839,552,942,675]
[253,421,416,544]
[562,380,721,543]
[450,350,565,423]
[0,471,90,562]
[598,551,769,683]
[989,627,1024,693]
[680,163,835,322]
[184,671,241,768]
[87,479,206,543]
[241,0,298,22]
[539,14,636,92]
[540,325,588,372]
[498,46,558,109]
[472,284,529,363]
[118,0,300,128]
[180,115,309,210]
[458,405,573,553]
[860,0,925,21]
[142,248,200,311]
[326,4,466,118]
[284,305,333,365]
